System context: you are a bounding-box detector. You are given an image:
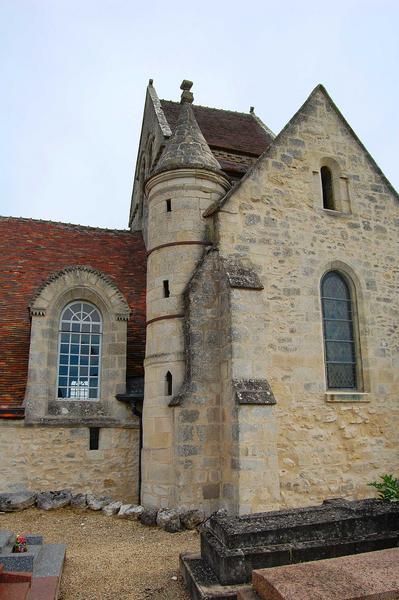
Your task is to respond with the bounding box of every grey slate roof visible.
[152,101,222,176]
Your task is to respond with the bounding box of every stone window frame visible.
[318,261,370,402]
[313,156,351,214]
[25,266,131,423]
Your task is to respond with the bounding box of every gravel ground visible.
[0,508,200,599]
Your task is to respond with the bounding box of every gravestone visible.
[0,530,66,600]
[181,498,399,599]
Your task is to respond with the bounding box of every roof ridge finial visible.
[180,79,193,104]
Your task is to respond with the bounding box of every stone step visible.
[207,499,399,550]
[251,547,399,600]
[201,528,399,585]
[180,552,251,600]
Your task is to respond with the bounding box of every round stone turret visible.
[141,81,230,509]
[152,82,222,176]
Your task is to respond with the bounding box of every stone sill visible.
[23,416,140,428]
[319,208,351,217]
[325,391,370,403]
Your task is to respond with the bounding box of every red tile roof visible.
[0,217,146,409]
[160,101,273,157]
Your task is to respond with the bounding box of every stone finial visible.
[180,80,194,104]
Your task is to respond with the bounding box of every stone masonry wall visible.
[216,87,399,509]
[0,422,140,502]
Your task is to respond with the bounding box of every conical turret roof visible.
[152,81,222,176]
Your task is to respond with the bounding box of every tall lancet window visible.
[57,301,102,400]
[321,272,357,390]
[321,165,335,210]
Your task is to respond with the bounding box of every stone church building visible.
[1,80,398,515]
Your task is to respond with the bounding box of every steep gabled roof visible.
[161,100,274,156]
[205,84,399,216]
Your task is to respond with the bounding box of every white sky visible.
[1,0,398,229]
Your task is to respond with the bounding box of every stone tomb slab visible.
[182,499,399,599]
[251,548,399,600]
[200,499,399,585]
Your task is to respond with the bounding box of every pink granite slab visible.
[252,548,399,600]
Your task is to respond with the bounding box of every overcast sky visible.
[1,0,398,229]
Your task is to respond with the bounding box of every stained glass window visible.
[321,272,357,389]
[57,301,102,400]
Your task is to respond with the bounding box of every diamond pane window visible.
[57,302,102,400]
[321,272,357,389]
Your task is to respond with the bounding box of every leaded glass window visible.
[57,301,102,400]
[321,272,357,389]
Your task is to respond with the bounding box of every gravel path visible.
[1,508,199,599]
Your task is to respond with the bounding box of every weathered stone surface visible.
[222,259,264,290]
[86,494,112,511]
[118,504,144,519]
[233,379,276,405]
[36,490,72,510]
[0,423,140,504]
[70,493,87,509]
[0,491,36,512]
[180,508,205,530]
[102,501,122,516]
[156,508,183,533]
[139,506,159,526]
[152,98,222,176]
[117,504,132,517]
[200,498,399,585]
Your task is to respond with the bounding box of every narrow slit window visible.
[165,371,173,396]
[166,199,172,212]
[321,271,357,390]
[89,427,100,450]
[321,166,335,210]
[163,280,170,298]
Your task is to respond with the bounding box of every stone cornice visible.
[145,168,230,194]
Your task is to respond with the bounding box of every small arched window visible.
[321,166,335,210]
[321,272,357,389]
[57,301,102,400]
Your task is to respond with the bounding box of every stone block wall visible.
[215,87,399,508]
[0,422,140,502]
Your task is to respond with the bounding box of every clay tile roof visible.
[0,217,147,412]
[160,100,273,157]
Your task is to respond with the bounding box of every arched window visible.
[57,301,102,400]
[321,166,335,210]
[321,272,357,389]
